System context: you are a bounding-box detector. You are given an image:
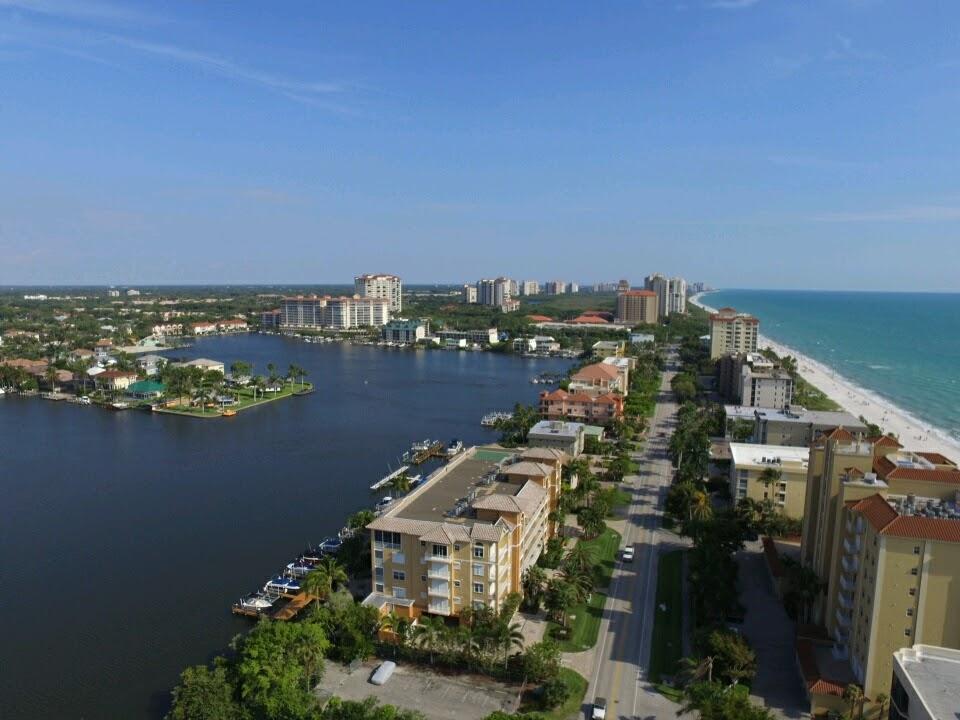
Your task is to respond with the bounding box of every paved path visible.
[579,350,683,720]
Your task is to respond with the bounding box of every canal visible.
[0,334,572,719]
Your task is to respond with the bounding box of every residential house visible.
[95,370,138,392]
[127,380,167,399]
[218,318,249,333]
[569,362,624,394]
[539,388,624,423]
[136,354,167,377]
[191,321,218,336]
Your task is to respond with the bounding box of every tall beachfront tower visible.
[708,306,759,359]
[355,273,402,313]
[616,289,659,325]
[644,273,688,320]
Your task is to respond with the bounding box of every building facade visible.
[709,307,760,359]
[435,328,499,345]
[539,388,624,423]
[724,406,867,446]
[616,290,659,325]
[644,273,687,319]
[520,281,540,296]
[728,442,810,518]
[462,284,478,304]
[528,420,585,457]
[280,295,390,330]
[382,319,429,344]
[891,645,960,720]
[355,273,402,313]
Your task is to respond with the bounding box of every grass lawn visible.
[156,382,313,417]
[548,527,621,652]
[649,549,685,685]
[518,668,588,720]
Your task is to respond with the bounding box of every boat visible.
[481,411,513,427]
[109,401,130,410]
[264,576,301,595]
[446,439,463,456]
[319,536,343,553]
[285,561,315,578]
[375,496,394,512]
[0,388,6,396]
[222,409,237,417]
[235,592,276,613]
[410,439,433,452]
[77,396,91,405]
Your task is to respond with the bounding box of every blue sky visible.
[1,1,958,289]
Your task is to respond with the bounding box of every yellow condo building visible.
[798,429,960,718]
[728,442,810,518]
[363,446,566,626]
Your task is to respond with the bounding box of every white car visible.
[621,546,635,562]
[592,697,607,719]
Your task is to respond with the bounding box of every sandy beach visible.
[690,294,960,459]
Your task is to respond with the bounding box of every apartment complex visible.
[363,447,564,621]
[354,273,402,313]
[568,362,626,395]
[435,328,499,345]
[461,284,478,304]
[724,405,867,446]
[798,430,960,717]
[539,388,624,423]
[709,307,759,359]
[728,442,810,518]
[528,420,585,457]
[891,645,960,720]
[615,290,658,325]
[280,295,390,330]
[382,318,429,344]
[644,273,687,319]
[544,281,567,295]
[520,280,540,296]
[718,353,794,408]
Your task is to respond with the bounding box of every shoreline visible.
[690,293,960,459]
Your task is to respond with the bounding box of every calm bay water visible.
[0,335,570,719]
[703,289,960,442]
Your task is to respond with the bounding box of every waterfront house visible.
[152,323,183,336]
[533,335,560,352]
[94,338,114,362]
[127,379,166,399]
[512,337,536,353]
[95,370,137,392]
[218,318,249,333]
[69,348,95,364]
[382,318,429,344]
[191,321,218,336]
[182,358,225,374]
[569,362,624,394]
[136,354,166,377]
[591,340,625,357]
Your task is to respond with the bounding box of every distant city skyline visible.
[2,1,959,289]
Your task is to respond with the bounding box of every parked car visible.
[370,660,396,686]
[621,546,635,562]
[592,697,607,719]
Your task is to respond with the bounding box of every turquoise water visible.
[702,290,960,442]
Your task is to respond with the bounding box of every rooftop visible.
[724,405,866,429]
[894,645,960,720]
[529,420,585,439]
[852,493,960,542]
[728,442,810,469]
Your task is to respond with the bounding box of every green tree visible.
[413,615,447,665]
[522,640,562,683]
[539,674,571,708]
[521,565,547,611]
[576,505,606,539]
[319,696,426,720]
[544,578,577,628]
[704,629,757,685]
[166,659,244,720]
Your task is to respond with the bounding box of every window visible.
[432,544,448,557]
[454,544,461,551]
[454,580,461,587]
[906,608,913,617]
[420,575,427,582]
[473,563,484,577]
[473,544,484,559]
[473,582,483,594]
[911,568,918,576]
[904,628,911,637]
[392,571,406,581]
[913,546,920,555]
[394,587,406,599]
[374,530,401,548]
[375,583,384,593]
[393,552,405,564]
[375,567,384,578]
[374,549,383,559]
[909,588,916,596]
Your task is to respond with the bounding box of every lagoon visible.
[0,334,571,719]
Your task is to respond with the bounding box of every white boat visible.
[238,592,275,612]
[481,411,512,427]
[446,439,463,456]
[110,401,130,410]
[286,562,315,578]
[375,496,394,512]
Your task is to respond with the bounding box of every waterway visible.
[0,334,571,719]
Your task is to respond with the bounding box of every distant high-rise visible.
[476,277,513,308]
[644,273,687,320]
[520,280,540,296]
[617,279,630,293]
[462,284,478,304]
[355,273,402,313]
[569,283,579,294]
[544,281,567,295]
[616,290,658,325]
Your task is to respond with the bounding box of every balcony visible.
[843,537,862,555]
[427,562,450,580]
[837,589,854,610]
[428,580,450,597]
[839,574,856,593]
[428,600,451,616]
[422,553,451,563]
[831,643,849,661]
[841,555,859,575]
[835,607,852,628]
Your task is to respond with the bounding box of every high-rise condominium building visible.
[280,295,390,329]
[544,281,567,295]
[462,284,478,304]
[362,446,566,623]
[355,273,402,313]
[617,279,630,292]
[709,307,759,359]
[615,290,659,325]
[520,280,540,296]
[644,273,687,320]
[797,431,960,718]
[476,278,512,307]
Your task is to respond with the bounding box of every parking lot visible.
[317,660,521,719]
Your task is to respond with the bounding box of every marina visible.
[481,410,513,426]
[370,465,410,490]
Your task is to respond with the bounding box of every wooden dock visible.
[231,592,316,621]
[410,441,445,465]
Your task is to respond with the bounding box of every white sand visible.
[690,294,960,459]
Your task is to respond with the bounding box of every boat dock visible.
[371,465,410,490]
[409,440,444,465]
[232,591,315,621]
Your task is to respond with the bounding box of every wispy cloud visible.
[109,36,343,101]
[708,0,761,9]
[0,0,158,24]
[810,204,960,223]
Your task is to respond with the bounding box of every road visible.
[585,351,682,720]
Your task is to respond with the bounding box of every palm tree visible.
[843,683,865,720]
[413,615,446,665]
[559,566,592,604]
[44,366,59,393]
[390,471,412,495]
[873,693,889,720]
[288,364,308,389]
[522,566,547,610]
[759,467,782,489]
[301,568,329,600]
[689,490,713,522]
[563,542,595,575]
[544,578,577,628]
[494,621,524,670]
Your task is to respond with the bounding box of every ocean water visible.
[702,290,960,442]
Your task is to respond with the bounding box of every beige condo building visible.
[728,442,810,518]
[615,290,658,325]
[363,446,566,625]
[709,307,759,359]
[797,429,960,718]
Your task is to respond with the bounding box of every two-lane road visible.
[586,354,681,720]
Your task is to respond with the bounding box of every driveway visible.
[317,660,521,719]
[737,545,811,719]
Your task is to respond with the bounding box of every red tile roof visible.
[917,452,955,467]
[868,434,903,449]
[571,363,620,382]
[796,638,846,698]
[527,314,553,322]
[823,427,856,442]
[874,455,960,485]
[570,315,609,324]
[97,370,138,379]
[852,493,960,543]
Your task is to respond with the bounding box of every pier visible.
[371,465,410,490]
[409,440,445,465]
